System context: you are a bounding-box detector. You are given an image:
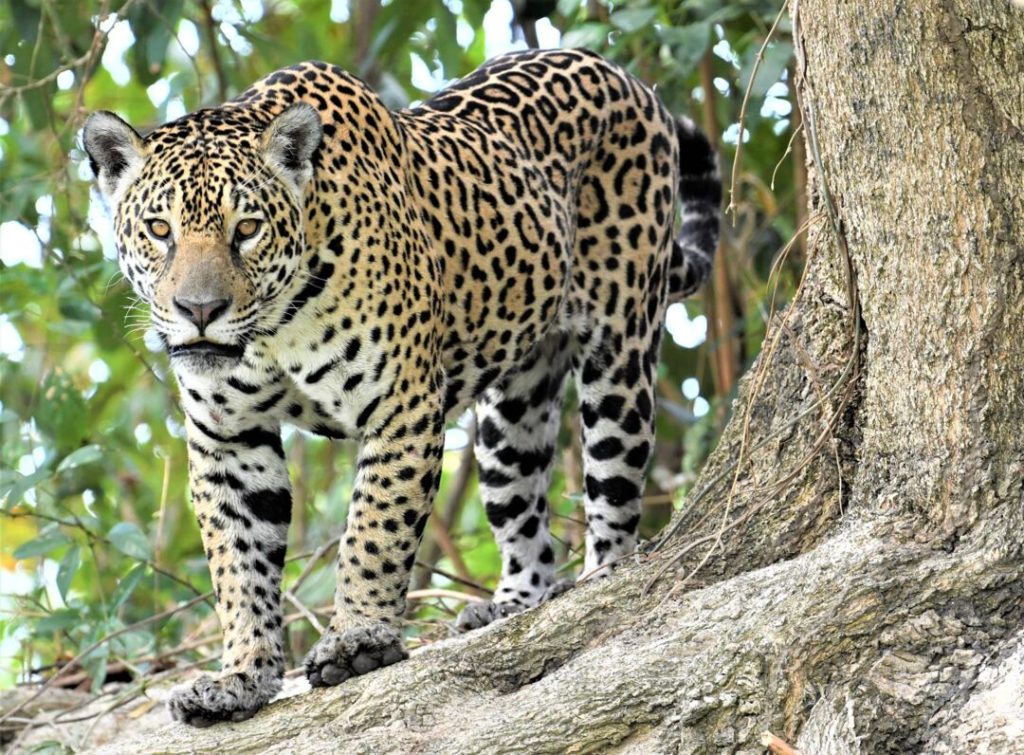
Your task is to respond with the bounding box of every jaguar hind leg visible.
[574,326,659,578]
[455,334,572,631]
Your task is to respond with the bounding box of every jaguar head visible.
[83,102,322,372]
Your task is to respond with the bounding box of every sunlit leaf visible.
[111,563,148,610]
[661,22,712,75]
[57,545,82,600]
[35,608,82,636]
[556,0,583,19]
[610,8,659,33]
[108,522,153,561]
[562,23,609,49]
[1,467,53,510]
[14,532,69,560]
[739,41,793,98]
[57,444,103,473]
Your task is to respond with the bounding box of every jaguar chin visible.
[168,341,246,372]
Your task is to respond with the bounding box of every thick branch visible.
[12,522,1010,753]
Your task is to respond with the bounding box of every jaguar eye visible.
[146,219,171,240]
[235,218,262,241]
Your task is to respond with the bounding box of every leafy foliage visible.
[0,0,802,709]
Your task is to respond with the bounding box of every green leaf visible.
[35,608,82,636]
[111,628,153,656]
[433,0,462,78]
[367,1,435,75]
[681,0,747,25]
[57,296,102,322]
[661,22,712,75]
[110,563,148,611]
[740,41,793,99]
[57,445,103,473]
[557,0,583,19]
[108,522,152,561]
[562,23,609,50]
[83,651,108,691]
[7,3,57,130]
[35,369,88,452]
[610,7,658,33]
[127,0,186,85]
[14,532,69,560]
[57,545,82,600]
[1,466,53,510]
[462,0,490,28]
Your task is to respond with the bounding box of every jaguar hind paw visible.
[455,578,576,632]
[454,600,523,632]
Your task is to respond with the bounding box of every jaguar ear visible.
[83,111,146,205]
[262,102,323,194]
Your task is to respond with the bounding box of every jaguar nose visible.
[173,296,232,335]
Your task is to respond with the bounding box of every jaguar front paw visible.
[304,622,408,688]
[168,671,278,728]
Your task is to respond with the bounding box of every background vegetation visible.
[0,0,801,722]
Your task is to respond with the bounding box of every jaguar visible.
[83,47,720,726]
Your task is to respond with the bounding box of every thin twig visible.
[407,588,485,604]
[762,731,804,755]
[647,214,820,557]
[287,535,341,592]
[284,591,324,634]
[413,561,490,595]
[426,510,476,588]
[727,0,790,220]
[414,422,476,591]
[770,121,804,191]
[199,0,229,102]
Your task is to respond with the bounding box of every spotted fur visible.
[83,48,720,726]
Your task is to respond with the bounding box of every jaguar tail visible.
[667,116,721,301]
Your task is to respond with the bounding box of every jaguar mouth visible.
[169,341,245,360]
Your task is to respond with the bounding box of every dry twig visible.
[727,0,790,220]
[761,730,803,755]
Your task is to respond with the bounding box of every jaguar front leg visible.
[167,385,292,727]
[305,385,444,687]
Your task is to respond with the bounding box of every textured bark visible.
[25,521,1020,754]
[797,0,1024,535]
[14,1,1024,752]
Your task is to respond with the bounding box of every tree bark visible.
[14,1,1024,752]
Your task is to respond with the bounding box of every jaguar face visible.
[83,103,322,373]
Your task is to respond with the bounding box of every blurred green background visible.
[0,0,803,699]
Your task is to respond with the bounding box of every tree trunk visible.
[16,1,1024,752]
